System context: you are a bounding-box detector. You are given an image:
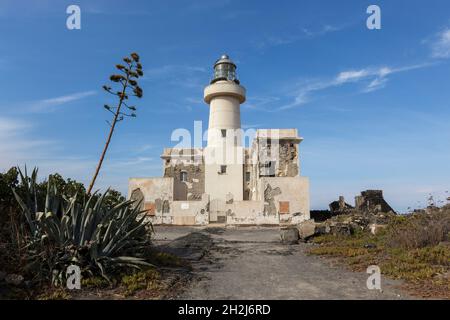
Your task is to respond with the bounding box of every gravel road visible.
[153,226,415,300]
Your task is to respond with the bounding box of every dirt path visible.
[153,226,415,300]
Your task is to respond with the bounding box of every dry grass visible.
[386,210,450,249]
[120,268,162,297]
[308,207,450,299]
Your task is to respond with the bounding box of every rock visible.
[5,274,24,286]
[297,220,316,240]
[315,223,331,235]
[349,222,363,233]
[280,227,299,244]
[369,223,387,235]
[331,223,352,236]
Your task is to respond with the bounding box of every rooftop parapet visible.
[255,129,303,142]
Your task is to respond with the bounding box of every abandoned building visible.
[128,55,310,225]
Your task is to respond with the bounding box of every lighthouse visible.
[204,55,246,203]
[129,54,310,226]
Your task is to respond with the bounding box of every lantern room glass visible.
[213,63,237,82]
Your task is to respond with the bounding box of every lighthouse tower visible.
[204,55,246,203]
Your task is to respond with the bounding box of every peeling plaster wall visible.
[128,128,310,227]
[225,200,279,225]
[243,148,252,200]
[164,162,205,201]
[128,177,174,202]
[256,139,299,178]
[247,129,303,202]
[171,195,209,225]
[260,177,310,224]
[162,149,205,201]
[128,177,174,224]
[277,141,299,177]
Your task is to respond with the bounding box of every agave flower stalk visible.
[87,52,144,195]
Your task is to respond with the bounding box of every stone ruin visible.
[282,190,396,243]
[355,190,395,214]
[312,190,395,221]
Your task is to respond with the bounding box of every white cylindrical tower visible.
[203,55,246,204]
[204,55,246,147]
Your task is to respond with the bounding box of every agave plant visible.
[12,167,153,284]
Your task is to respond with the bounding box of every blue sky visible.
[0,0,449,211]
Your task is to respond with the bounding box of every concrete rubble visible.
[283,190,396,242]
[280,227,299,244]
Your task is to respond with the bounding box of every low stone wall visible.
[171,198,209,225]
[225,200,278,225]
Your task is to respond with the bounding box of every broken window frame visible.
[260,161,276,177]
[219,165,227,174]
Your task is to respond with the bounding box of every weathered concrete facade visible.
[128,55,310,226]
[161,148,204,201]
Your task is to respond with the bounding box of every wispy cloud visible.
[430,28,450,58]
[27,90,97,113]
[256,24,343,49]
[0,117,55,168]
[143,64,208,89]
[244,96,281,111]
[185,97,203,104]
[135,144,153,154]
[278,63,433,110]
[0,115,161,194]
[145,65,206,78]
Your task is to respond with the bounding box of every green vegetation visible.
[12,167,152,284]
[0,166,127,274]
[121,267,161,296]
[0,53,190,300]
[309,207,450,298]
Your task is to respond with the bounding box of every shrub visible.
[12,167,153,284]
[386,209,450,249]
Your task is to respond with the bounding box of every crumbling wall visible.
[225,200,277,225]
[355,190,395,213]
[255,139,299,178]
[243,148,252,200]
[329,196,354,213]
[130,188,145,211]
[261,177,310,224]
[171,195,209,225]
[277,141,299,177]
[263,184,282,216]
[163,150,205,201]
[128,177,174,224]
